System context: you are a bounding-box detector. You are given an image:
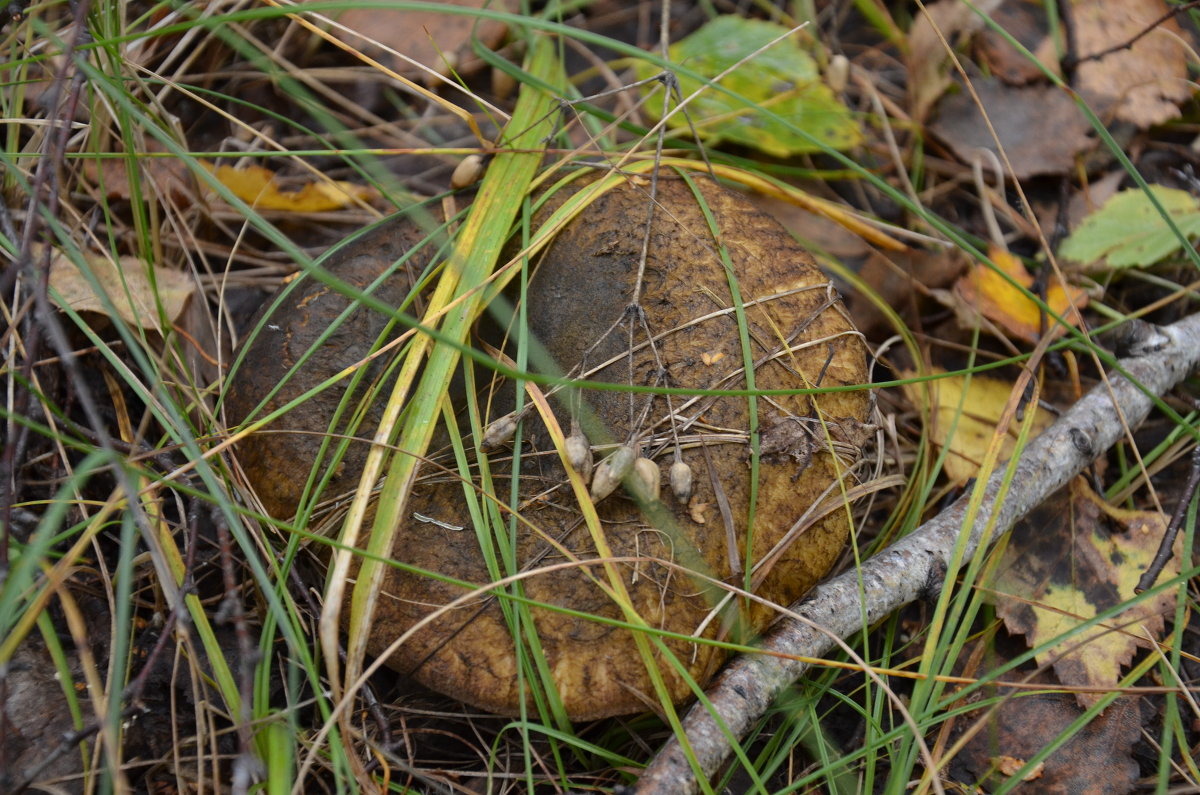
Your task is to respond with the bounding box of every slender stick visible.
[1136,444,1200,593]
[635,311,1200,794]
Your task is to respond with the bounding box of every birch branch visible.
[635,312,1200,794]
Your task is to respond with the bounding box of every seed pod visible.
[669,460,694,502]
[827,53,850,93]
[491,66,517,100]
[633,457,661,502]
[433,49,459,79]
[564,426,592,481]
[451,154,486,190]
[482,412,518,449]
[590,444,636,502]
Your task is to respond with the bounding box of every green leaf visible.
[1059,185,1200,269]
[636,16,861,156]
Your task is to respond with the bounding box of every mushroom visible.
[226,172,870,719]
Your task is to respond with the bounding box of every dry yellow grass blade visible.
[320,33,563,723]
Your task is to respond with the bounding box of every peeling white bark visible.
[635,312,1200,794]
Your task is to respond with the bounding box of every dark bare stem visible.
[215,514,264,794]
[0,4,93,783]
[1136,443,1200,593]
[1055,0,1080,84]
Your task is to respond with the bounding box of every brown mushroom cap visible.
[227,172,870,720]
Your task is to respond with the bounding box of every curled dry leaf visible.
[954,246,1089,343]
[991,478,1178,706]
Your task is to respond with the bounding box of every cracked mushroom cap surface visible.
[227,171,871,720]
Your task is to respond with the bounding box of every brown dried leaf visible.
[975,0,1059,85]
[49,249,195,333]
[908,0,1005,123]
[318,0,511,81]
[1075,0,1192,127]
[991,478,1178,706]
[952,693,1142,793]
[930,78,1095,178]
[80,141,192,203]
[851,248,964,337]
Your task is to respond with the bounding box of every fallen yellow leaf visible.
[902,367,1054,485]
[206,163,373,212]
[955,247,1088,343]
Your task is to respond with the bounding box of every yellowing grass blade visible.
[319,34,563,714]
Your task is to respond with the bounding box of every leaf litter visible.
[950,688,1142,794]
[990,477,1179,707]
[206,163,376,213]
[953,246,1089,343]
[930,79,1096,180]
[48,248,195,334]
[1074,0,1193,128]
[309,0,512,82]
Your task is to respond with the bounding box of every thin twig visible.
[635,311,1200,794]
[1136,443,1200,593]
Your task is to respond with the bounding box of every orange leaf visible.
[955,247,1088,342]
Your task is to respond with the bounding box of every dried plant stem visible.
[636,311,1200,795]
